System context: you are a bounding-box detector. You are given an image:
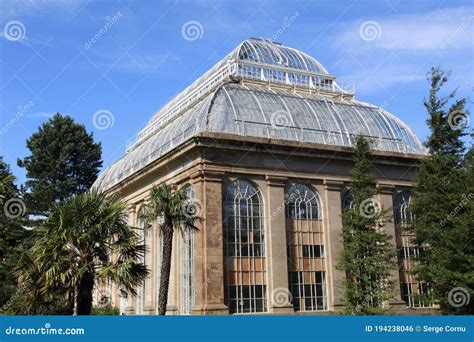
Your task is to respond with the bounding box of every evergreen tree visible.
[0,157,29,310]
[409,67,473,314]
[17,113,102,216]
[337,135,396,314]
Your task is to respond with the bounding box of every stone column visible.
[323,179,345,311]
[377,184,405,308]
[126,205,137,314]
[192,171,228,315]
[264,176,293,314]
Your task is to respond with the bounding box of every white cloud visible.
[333,7,473,52]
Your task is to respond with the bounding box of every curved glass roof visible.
[236,39,329,74]
[94,82,424,190]
[94,39,425,190]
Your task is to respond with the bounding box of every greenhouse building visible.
[93,38,433,315]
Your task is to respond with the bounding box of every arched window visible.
[286,183,322,220]
[180,185,195,315]
[285,183,327,311]
[394,191,431,308]
[223,179,266,314]
[394,190,412,225]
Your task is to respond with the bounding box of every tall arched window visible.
[180,185,195,315]
[394,191,430,308]
[223,179,266,314]
[394,191,412,225]
[285,183,327,311]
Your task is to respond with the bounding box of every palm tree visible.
[17,190,149,315]
[139,183,198,315]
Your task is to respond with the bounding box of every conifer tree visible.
[409,67,473,314]
[17,113,102,216]
[337,135,396,314]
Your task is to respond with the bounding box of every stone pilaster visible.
[323,179,345,310]
[264,176,294,314]
[377,184,405,309]
[192,171,228,315]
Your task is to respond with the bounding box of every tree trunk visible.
[73,283,79,316]
[77,271,94,315]
[158,223,173,315]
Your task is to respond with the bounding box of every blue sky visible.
[0,0,472,184]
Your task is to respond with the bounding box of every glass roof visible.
[236,39,329,74]
[94,82,425,190]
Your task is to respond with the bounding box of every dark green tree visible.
[17,113,102,216]
[337,135,396,315]
[0,157,29,311]
[409,67,473,314]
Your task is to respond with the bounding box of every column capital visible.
[323,179,344,191]
[202,171,225,183]
[265,175,287,187]
[377,183,396,195]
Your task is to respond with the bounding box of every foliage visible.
[17,113,102,217]
[91,305,120,315]
[15,190,148,315]
[0,157,30,311]
[409,67,473,314]
[139,183,198,315]
[337,135,396,315]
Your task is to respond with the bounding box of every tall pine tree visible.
[409,67,473,314]
[18,113,102,216]
[337,135,396,315]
